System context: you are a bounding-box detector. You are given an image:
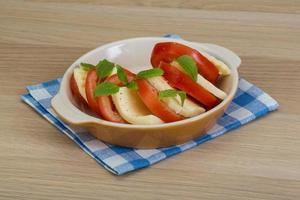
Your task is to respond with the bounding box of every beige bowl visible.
[51,37,241,148]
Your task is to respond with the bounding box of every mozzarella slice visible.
[73,67,88,102]
[111,87,164,125]
[196,74,227,99]
[171,61,227,100]
[147,76,205,117]
[201,51,231,76]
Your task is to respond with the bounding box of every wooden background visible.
[0,0,299,199]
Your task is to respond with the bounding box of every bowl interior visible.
[64,37,238,126]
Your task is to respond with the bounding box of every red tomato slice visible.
[159,61,219,109]
[70,74,87,105]
[96,96,125,123]
[136,79,184,122]
[85,69,102,117]
[151,42,219,84]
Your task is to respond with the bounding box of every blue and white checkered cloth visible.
[20,35,278,175]
[21,78,278,175]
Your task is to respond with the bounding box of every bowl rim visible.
[54,37,240,129]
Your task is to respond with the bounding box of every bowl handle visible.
[201,43,241,69]
[51,92,99,125]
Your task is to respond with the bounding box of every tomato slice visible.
[151,42,219,84]
[97,70,136,123]
[95,72,131,123]
[85,69,102,117]
[85,68,136,123]
[159,62,219,109]
[85,69,124,122]
[136,79,184,122]
[96,96,125,123]
[70,74,87,105]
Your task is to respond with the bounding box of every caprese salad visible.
[70,42,230,125]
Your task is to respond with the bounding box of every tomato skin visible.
[85,69,102,117]
[136,79,184,122]
[70,74,87,105]
[159,62,219,109]
[151,42,219,84]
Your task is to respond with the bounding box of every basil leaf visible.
[176,55,198,81]
[96,59,115,79]
[159,89,186,106]
[80,63,95,71]
[126,81,138,90]
[116,65,128,85]
[93,82,119,97]
[177,91,187,106]
[136,68,164,79]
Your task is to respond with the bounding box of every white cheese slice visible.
[201,51,231,76]
[73,67,88,102]
[111,87,164,125]
[147,76,205,117]
[171,61,227,100]
[196,73,227,99]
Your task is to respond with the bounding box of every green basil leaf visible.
[116,65,128,85]
[158,89,186,106]
[80,63,95,71]
[96,59,115,79]
[136,68,164,79]
[126,81,138,90]
[176,55,198,81]
[177,91,187,106]
[93,82,119,97]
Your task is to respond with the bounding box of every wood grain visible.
[0,0,300,199]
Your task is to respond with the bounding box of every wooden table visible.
[1,1,299,199]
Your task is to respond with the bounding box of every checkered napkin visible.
[21,78,278,175]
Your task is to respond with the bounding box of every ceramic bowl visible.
[51,37,241,148]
